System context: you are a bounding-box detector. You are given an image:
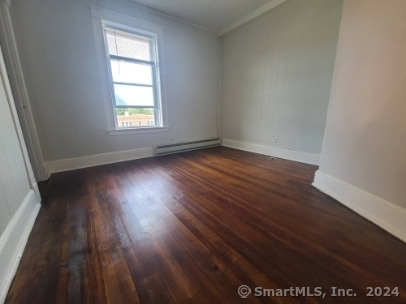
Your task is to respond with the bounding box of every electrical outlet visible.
[272,135,278,143]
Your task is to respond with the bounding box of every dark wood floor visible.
[6,147,406,303]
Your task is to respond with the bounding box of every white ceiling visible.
[129,0,278,33]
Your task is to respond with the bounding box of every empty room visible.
[0,0,405,303]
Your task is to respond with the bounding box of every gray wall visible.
[220,0,343,154]
[319,0,406,209]
[10,0,221,162]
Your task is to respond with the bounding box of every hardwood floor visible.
[6,147,406,303]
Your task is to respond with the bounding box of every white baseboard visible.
[221,138,320,165]
[44,147,154,176]
[313,170,406,243]
[0,189,41,303]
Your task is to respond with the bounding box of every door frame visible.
[0,0,47,182]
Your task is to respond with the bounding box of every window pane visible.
[116,108,156,128]
[105,28,152,62]
[110,60,153,85]
[114,84,154,106]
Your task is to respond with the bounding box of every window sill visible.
[107,126,170,135]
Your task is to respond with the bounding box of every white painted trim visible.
[222,138,320,165]
[0,190,41,303]
[217,42,223,138]
[0,3,47,182]
[90,5,164,35]
[116,0,285,36]
[45,147,154,175]
[32,182,41,204]
[218,0,287,36]
[107,126,170,136]
[313,170,406,243]
[0,38,35,188]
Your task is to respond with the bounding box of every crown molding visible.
[218,0,287,36]
[4,0,285,36]
[107,0,288,37]
[114,0,216,34]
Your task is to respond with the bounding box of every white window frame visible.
[90,6,169,135]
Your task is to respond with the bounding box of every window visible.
[90,7,169,135]
[103,24,162,129]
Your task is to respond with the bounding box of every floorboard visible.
[6,147,406,303]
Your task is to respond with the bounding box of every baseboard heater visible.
[154,138,221,156]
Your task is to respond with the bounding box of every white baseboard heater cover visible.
[154,138,221,156]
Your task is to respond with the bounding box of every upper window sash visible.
[104,27,156,63]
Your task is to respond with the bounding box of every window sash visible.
[105,27,154,62]
[109,50,158,113]
[109,54,155,66]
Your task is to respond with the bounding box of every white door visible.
[0,43,41,302]
[0,45,33,234]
